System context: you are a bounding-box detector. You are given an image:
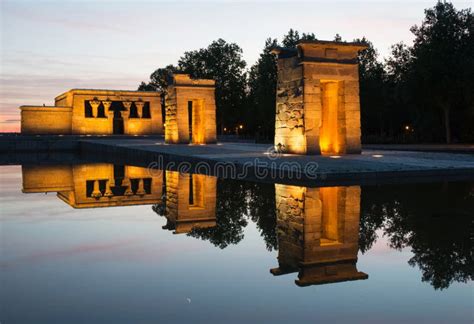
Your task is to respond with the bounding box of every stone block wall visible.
[20,106,72,134]
[165,74,216,144]
[273,41,367,155]
[20,89,163,135]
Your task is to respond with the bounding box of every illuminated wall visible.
[273,40,367,155]
[20,89,163,135]
[271,184,368,286]
[165,74,217,144]
[162,171,217,234]
[21,164,163,208]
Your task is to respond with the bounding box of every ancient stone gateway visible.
[165,74,217,144]
[271,184,368,286]
[272,40,368,155]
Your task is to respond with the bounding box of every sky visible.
[0,0,472,132]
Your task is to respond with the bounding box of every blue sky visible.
[1,0,471,131]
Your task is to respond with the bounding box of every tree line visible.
[139,2,473,144]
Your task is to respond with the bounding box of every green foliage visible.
[178,39,247,133]
[408,1,473,143]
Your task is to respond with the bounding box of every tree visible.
[138,65,179,121]
[247,38,278,140]
[187,179,248,249]
[409,2,473,143]
[354,37,388,140]
[178,39,247,134]
[281,29,316,48]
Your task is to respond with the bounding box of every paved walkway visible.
[80,139,474,186]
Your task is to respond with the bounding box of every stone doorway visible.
[187,99,205,144]
[165,74,216,144]
[113,110,124,134]
[320,81,345,155]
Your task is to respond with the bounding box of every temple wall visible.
[304,64,361,154]
[20,89,162,135]
[274,57,306,154]
[66,91,162,135]
[20,106,72,134]
[274,41,365,155]
[165,75,216,144]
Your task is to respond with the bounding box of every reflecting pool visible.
[1,164,472,323]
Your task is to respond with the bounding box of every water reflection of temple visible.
[271,184,368,286]
[161,171,217,234]
[22,164,163,208]
[21,164,217,233]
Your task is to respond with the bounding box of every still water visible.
[1,164,472,323]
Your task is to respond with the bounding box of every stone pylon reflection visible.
[271,184,368,286]
[161,171,217,234]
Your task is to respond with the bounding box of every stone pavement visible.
[80,139,474,186]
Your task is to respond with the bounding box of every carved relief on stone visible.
[89,99,101,118]
[122,101,132,110]
[134,100,145,118]
[91,180,102,199]
[103,180,114,198]
[102,99,112,111]
[136,179,146,196]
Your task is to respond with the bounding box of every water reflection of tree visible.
[360,182,473,289]
[246,182,277,251]
[187,179,248,248]
[187,180,278,250]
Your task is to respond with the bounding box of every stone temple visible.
[165,74,217,144]
[272,40,368,155]
[20,89,163,135]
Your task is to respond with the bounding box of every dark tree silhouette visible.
[408,2,473,143]
[246,182,278,251]
[187,179,248,249]
[178,39,247,134]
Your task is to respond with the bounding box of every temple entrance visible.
[319,81,345,155]
[187,99,205,144]
[113,110,124,134]
[188,101,193,142]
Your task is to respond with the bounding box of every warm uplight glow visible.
[329,155,341,159]
[320,81,344,155]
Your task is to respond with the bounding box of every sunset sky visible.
[1,0,471,132]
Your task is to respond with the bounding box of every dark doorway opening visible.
[188,101,193,142]
[113,110,124,134]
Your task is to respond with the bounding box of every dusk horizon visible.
[1,0,471,132]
